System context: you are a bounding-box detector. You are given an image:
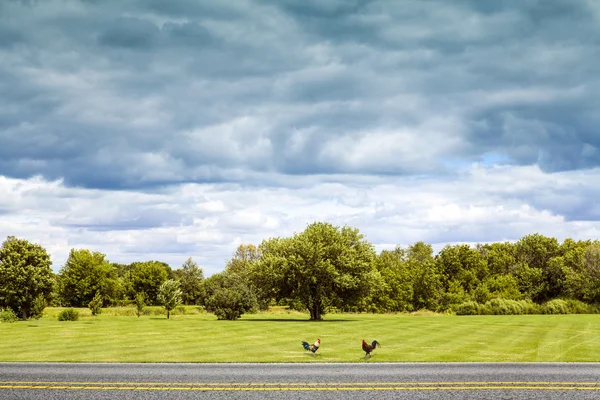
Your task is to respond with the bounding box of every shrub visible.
[0,308,18,323]
[562,299,592,314]
[57,308,79,321]
[542,299,570,314]
[456,299,542,315]
[206,286,258,320]
[518,299,542,315]
[455,301,483,315]
[485,298,524,315]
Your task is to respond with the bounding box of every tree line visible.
[1,221,600,320]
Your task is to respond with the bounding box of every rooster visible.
[301,338,320,356]
[362,339,380,358]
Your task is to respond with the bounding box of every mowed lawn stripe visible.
[1,310,600,362]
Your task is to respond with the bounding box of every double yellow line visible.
[1,381,599,391]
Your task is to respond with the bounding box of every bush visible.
[57,308,79,321]
[485,298,524,315]
[562,299,592,314]
[542,299,570,314]
[0,308,18,323]
[456,301,484,315]
[206,286,257,320]
[456,299,542,315]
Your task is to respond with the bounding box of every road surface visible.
[1,362,600,399]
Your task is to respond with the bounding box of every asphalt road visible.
[1,362,600,399]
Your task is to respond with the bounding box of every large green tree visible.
[515,233,561,301]
[59,249,120,307]
[254,222,376,320]
[0,236,54,319]
[175,257,204,305]
[125,261,170,305]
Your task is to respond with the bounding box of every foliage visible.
[125,261,171,305]
[204,272,258,320]
[436,244,488,293]
[542,299,570,314]
[7,225,600,317]
[175,257,204,305]
[455,301,486,315]
[157,279,182,319]
[0,308,18,323]
[439,280,471,311]
[485,298,531,315]
[407,242,443,311]
[57,308,79,321]
[254,222,376,320]
[366,247,413,312]
[455,298,596,316]
[88,292,103,316]
[135,292,146,318]
[59,249,120,307]
[30,294,47,320]
[225,244,268,310]
[515,234,561,302]
[0,236,54,319]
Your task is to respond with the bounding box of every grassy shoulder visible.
[1,307,599,362]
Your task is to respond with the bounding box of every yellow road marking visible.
[2,381,600,386]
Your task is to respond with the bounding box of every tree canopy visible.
[0,236,54,319]
[254,222,376,320]
[59,249,119,307]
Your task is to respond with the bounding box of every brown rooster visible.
[362,339,381,358]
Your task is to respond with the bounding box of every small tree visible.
[157,280,182,319]
[135,292,146,318]
[30,294,47,320]
[88,292,103,316]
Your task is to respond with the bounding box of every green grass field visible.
[1,307,599,362]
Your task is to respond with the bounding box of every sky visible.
[1,0,600,275]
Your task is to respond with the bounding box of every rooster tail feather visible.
[372,340,381,348]
[301,341,310,351]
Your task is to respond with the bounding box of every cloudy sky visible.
[1,0,600,275]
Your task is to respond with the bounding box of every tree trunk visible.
[167,309,170,319]
[308,299,322,320]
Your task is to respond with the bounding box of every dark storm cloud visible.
[98,18,160,49]
[1,0,599,190]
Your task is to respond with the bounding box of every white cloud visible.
[2,164,600,275]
